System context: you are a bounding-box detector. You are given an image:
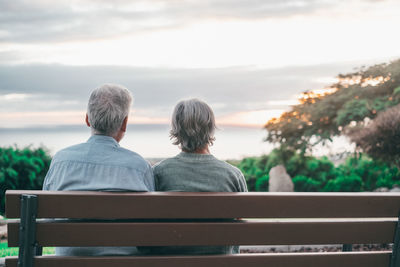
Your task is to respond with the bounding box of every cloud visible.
[0,61,361,119]
[2,0,399,70]
[0,0,364,43]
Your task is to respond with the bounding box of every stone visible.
[390,186,400,192]
[374,187,389,192]
[269,165,294,192]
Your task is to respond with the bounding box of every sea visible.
[0,124,274,161]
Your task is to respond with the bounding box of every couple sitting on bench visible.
[42,84,248,256]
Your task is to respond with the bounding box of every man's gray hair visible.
[170,99,216,152]
[87,84,133,136]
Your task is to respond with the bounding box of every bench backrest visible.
[5,190,400,267]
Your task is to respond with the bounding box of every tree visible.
[265,59,400,153]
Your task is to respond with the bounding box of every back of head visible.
[87,84,133,136]
[170,98,216,152]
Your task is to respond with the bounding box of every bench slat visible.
[5,252,392,267]
[7,220,396,247]
[6,191,400,219]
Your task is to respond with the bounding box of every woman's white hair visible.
[87,84,133,136]
[170,98,216,152]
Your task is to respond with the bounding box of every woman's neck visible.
[184,146,210,154]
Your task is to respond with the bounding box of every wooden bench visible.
[5,190,400,267]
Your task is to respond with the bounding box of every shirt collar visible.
[87,135,120,147]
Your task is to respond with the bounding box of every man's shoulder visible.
[52,142,150,170]
[52,143,87,160]
[117,147,150,168]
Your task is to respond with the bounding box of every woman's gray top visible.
[147,152,248,255]
[154,152,247,193]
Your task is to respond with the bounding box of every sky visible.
[1,0,400,128]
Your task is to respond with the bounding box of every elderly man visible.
[43,84,154,256]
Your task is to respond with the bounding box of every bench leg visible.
[390,212,400,267]
[18,195,38,267]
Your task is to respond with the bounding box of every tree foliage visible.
[265,59,400,154]
[0,146,51,215]
[349,105,400,168]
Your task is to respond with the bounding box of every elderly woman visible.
[153,98,248,254]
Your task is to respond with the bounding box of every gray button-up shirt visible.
[43,134,155,256]
[43,135,154,192]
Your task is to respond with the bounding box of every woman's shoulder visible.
[153,156,181,172]
[213,157,243,175]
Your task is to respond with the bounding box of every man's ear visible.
[121,116,128,132]
[85,114,91,127]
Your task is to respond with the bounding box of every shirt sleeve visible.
[42,167,53,191]
[42,159,56,191]
[238,172,248,192]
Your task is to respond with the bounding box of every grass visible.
[0,242,55,257]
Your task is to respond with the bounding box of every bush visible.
[323,174,363,192]
[293,175,322,192]
[0,146,51,215]
[234,149,399,192]
[337,154,400,191]
[236,156,272,191]
[255,175,269,192]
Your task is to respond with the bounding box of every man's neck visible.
[92,133,121,143]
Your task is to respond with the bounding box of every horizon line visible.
[0,122,265,130]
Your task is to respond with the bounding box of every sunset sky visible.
[1,0,400,128]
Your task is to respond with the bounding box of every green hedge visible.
[235,149,400,192]
[0,146,51,215]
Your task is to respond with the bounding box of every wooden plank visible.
[7,220,396,247]
[6,190,400,219]
[5,252,392,267]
